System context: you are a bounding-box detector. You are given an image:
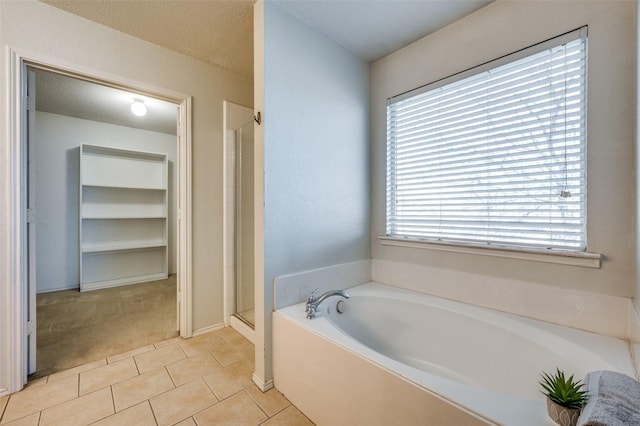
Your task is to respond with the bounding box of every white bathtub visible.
[273,282,637,425]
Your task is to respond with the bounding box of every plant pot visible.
[546,397,581,426]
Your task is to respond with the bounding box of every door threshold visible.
[229,314,255,343]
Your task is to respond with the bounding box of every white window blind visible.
[386,29,587,251]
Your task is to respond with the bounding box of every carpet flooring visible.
[34,276,178,378]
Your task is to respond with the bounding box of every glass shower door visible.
[234,121,255,327]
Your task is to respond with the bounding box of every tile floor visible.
[0,328,314,426]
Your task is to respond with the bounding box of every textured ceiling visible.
[276,0,493,62]
[34,68,178,135]
[40,0,255,78]
[35,0,493,130]
[41,0,493,75]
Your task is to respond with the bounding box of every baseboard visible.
[36,274,176,295]
[36,285,79,294]
[192,323,225,337]
[252,373,274,392]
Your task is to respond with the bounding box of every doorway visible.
[4,48,193,392]
[28,66,180,377]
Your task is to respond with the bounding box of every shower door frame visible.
[222,101,255,341]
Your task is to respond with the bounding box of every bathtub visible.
[273,282,637,425]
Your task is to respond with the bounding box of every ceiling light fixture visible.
[130,100,147,117]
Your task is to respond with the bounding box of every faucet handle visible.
[307,288,319,302]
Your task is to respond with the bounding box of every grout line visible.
[0,396,7,423]
[254,389,293,420]
[244,389,270,419]
[109,385,116,415]
[164,366,177,388]
[200,376,221,403]
[208,351,225,368]
[207,350,224,369]
[255,402,296,426]
[76,372,81,398]
[269,403,292,418]
[256,408,280,426]
[188,391,224,423]
[146,400,159,426]
[132,354,141,376]
[176,342,189,358]
[192,404,217,421]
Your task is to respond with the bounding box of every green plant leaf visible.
[539,368,588,409]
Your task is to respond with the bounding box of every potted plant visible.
[540,368,589,426]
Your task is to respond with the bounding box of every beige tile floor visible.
[0,328,314,426]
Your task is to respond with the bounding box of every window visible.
[386,28,587,252]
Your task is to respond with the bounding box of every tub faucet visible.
[305,288,350,319]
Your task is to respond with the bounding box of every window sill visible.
[378,236,602,269]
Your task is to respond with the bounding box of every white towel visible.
[577,370,640,426]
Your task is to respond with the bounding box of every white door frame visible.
[1,47,193,395]
[26,69,36,375]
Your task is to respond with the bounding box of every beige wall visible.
[0,0,253,332]
[371,1,636,298]
[636,0,640,314]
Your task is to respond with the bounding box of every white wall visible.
[371,1,636,300]
[255,1,371,385]
[0,0,252,366]
[34,112,177,293]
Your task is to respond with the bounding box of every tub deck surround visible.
[372,259,638,342]
[273,259,371,309]
[271,259,640,343]
[630,304,640,343]
[273,282,636,426]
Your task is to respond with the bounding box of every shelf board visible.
[82,215,167,220]
[82,183,167,191]
[82,241,167,253]
[82,144,167,161]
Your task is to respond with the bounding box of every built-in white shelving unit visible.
[79,144,168,291]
